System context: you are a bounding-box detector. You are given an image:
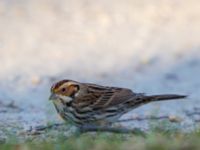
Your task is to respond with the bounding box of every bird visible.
[49,79,186,127]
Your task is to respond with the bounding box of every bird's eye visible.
[61,88,66,92]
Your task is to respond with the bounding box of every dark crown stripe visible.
[52,80,70,90]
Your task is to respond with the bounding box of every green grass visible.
[1,131,200,150]
[1,120,200,150]
[1,129,200,150]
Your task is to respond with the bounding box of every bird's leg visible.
[34,123,66,131]
[25,123,68,135]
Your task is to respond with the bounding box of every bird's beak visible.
[49,93,57,101]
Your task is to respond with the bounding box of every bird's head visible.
[49,80,80,102]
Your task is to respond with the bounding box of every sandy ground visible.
[0,0,200,141]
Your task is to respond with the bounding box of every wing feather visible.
[73,84,135,112]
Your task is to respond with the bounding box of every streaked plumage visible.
[49,79,186,127]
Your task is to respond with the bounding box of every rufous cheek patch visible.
[67,85,78,97]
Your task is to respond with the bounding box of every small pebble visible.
[169,115,182,123]
[31,75,41,85]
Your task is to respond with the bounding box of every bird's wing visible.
[103,89,136,107]
[73,84,135,111]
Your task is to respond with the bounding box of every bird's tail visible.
[125,94,187,115]
[144,94,187,102]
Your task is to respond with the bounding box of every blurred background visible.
[0,0,200,133]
